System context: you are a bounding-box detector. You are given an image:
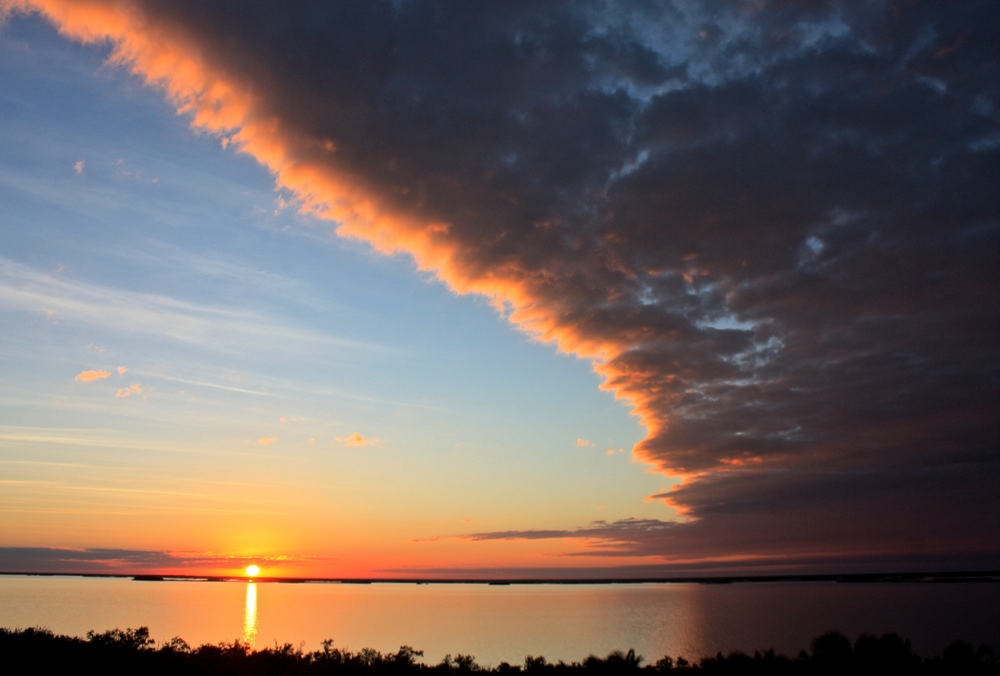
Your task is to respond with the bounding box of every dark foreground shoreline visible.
[2,627,996,675]
[2,570,999,585]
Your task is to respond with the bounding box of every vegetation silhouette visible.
[0,627,996,675]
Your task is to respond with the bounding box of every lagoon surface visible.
[1,576,998,665]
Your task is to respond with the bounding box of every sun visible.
[245,564,260,577]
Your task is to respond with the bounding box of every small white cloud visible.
[576,438,594,447]
[73,160,84,175]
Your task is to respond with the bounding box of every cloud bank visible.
[0,546,299,575]
[6,0,998,568]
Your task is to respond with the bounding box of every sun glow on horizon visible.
[245,564,260,577]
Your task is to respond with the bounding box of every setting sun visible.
[245,565,260,577]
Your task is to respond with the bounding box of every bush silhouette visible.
[809,630,852,671]
[1,627,997,675]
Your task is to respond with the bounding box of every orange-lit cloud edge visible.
[4,0,695,572]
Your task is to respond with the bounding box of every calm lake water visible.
[1,576,998,665]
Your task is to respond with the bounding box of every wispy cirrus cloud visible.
[0,256,382,354]
[6,0,998,567]
[0,425,270,458]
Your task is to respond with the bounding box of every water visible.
[1,576,998,665]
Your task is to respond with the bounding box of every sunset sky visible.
[0,1,997,578]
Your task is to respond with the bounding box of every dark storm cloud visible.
[12,0,999,566]
[383,548,1000,579]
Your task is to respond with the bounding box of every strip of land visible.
[1,570,998,584]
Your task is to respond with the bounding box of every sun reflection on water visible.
[242,582,258,648]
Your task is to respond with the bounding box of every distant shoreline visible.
[1,570,998,585]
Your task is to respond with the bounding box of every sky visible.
[0,0,997,579]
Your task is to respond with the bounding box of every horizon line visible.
[2,570,998,586]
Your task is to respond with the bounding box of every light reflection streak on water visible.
[242,582,258,648]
